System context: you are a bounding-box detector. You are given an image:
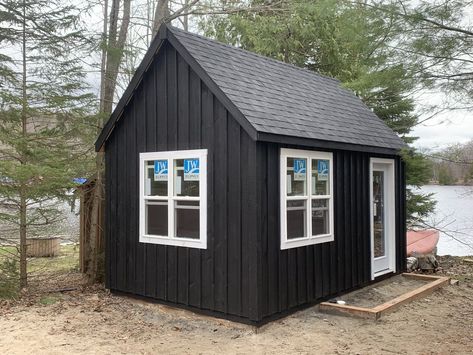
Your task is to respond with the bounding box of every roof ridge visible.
[167,25,340,84]
[96,23,405,152]
[166,24,404,150]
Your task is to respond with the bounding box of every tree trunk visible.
[102,0,131,114]
[86,0,132,283]
[19,0,28,289]
[152,0,169,36]
[19,193,27,288]
[86,152,105,282]
[99,0,109,115]
[183,0,189,31]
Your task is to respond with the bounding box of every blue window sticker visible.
[293,159,306,181]
[154,160,168,181]
[317,160,329,181]
[184,158,199,181]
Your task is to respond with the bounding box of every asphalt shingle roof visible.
[169,26,405,150]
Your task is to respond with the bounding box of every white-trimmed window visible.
[139,149,207,249]
[280,148,334,249]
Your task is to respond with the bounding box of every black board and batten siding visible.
[105,42,260,322]
[104,38,407,324]
[256,146,406,319]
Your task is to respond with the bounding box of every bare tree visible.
[85,0,132,282]
[152,0,170,35]
[103,0,132,116]
[84,0,283,282]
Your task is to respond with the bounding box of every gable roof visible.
[95,24,406,153]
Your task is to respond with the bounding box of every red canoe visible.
[407,230,439,256]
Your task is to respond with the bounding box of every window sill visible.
[140,234,207,249]
[281,234,334,250]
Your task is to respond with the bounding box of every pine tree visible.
[371,0,473,112]
[402,149,436,225]
[0,0,96,288]
[200,0,435,224]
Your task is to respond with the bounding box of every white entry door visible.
[370,158,396,278]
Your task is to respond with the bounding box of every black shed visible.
[96,24,407,325]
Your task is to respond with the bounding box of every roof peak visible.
[167,25,340,85]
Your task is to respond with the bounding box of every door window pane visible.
[174,159,199,197]
[287,200,306,239]
[287,158,307,196]
[175,201,199,239]
[312,159,329,195]
[373,171,385,257]
[146,202,168,235]
[312,199,329,235]
[145,162,167,196]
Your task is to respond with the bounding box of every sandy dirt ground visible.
[1,257,472,355]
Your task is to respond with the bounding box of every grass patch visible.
[0,257,19,299]
[28,244,79,275]
[0,284,18,299]
[0,246,14,254]
[0,244,79,298]
[39,294,61,305]
[0,244,79,275]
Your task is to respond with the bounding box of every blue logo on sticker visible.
[294,159,306,174]
[184,159,199,174]
[154,160,168,175]
[317,160,328,174]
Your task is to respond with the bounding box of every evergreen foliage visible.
[0,0,97,287]
[200,0,435,225]
[402,148,436,225]
[385,0,473,110]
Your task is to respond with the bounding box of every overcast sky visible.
[411,90,473,151]
[410,3,473,152]
[412,112,473,151]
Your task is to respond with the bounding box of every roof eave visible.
[257,132,404,156]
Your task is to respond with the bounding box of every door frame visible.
[370,158,396,280]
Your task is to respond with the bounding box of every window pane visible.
[312,159,329,195]
[174,159,200,197]
[287,200,306,239]
[312,199,329,235]
[145,161,167,196]
[175,201,200,239]
[146,202,168,236]
[373,171,385,257]
[287,157,307,196]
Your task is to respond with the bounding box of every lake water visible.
[418,185,473,256]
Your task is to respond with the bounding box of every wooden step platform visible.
[319,273,450,320]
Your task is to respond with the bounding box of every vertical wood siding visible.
[104,40,406,324]
[257,144,404,320]
[105,41,259,321]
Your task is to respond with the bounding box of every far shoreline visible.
[424,182,473,187]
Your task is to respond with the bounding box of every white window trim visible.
[139,149,207,249]
[280,148,334,250]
